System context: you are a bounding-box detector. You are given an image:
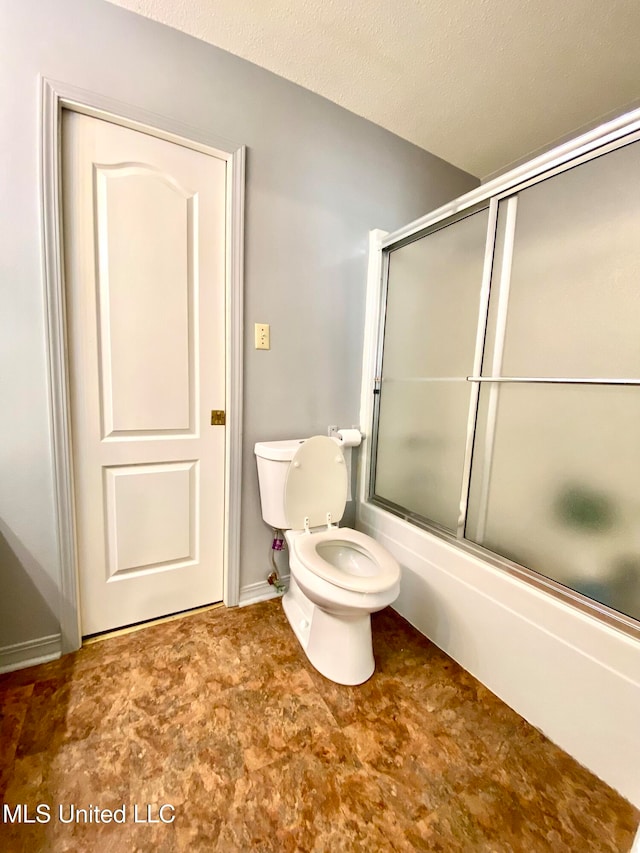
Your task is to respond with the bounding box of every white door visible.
[62,111,226,635]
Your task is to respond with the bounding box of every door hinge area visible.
[210,410,226,426]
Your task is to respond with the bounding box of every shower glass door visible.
[371,132,640,629]
[373,208,489,532]
[466,140,640,622]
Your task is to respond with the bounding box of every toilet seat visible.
[291,527,400,594]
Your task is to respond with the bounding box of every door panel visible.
[62,111,226,635]
[95,165,195,435]
[104,462,197,578]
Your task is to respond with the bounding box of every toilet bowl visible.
[254,435,401,685]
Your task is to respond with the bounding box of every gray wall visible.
[0,0,478,650]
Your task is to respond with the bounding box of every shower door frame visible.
[363,107,640,641]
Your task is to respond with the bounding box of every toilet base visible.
[283,576,375,685]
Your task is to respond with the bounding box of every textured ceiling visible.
[106,0,640,179]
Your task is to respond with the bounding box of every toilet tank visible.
[254,438,306,528]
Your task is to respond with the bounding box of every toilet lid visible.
[284,435,348,530]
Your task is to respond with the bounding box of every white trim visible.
[238,577,290,608]
[382,105,640,249]
[357,229,388,508]
[40,77,245,650]
[0,635,62,674]
[42,78,243,159]
[223,144,245,608]
[41,79,81,654]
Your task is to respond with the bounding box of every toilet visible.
[254,435,400,685]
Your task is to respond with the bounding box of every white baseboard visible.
[239,576,289,607]
[0,634,61,674]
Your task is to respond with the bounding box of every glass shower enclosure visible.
[370,128,640,634]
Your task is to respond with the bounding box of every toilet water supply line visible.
[267,529,287,593]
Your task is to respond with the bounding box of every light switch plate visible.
[255,323,270,350]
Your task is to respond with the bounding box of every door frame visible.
[40,77,245,653]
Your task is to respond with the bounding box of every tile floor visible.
[0,599,638,852]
